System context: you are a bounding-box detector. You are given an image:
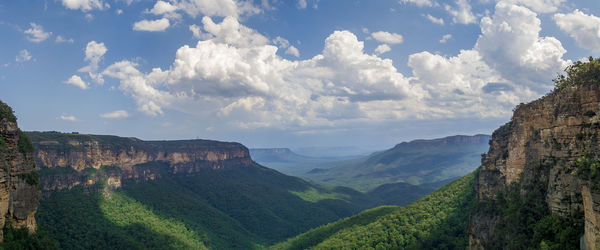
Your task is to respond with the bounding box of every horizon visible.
[1,0,599,149]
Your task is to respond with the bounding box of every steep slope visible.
[272,171,476,249]
[470,58,600,249]
[0,101,41,241]
[29,132,375,249]
[304,134,490,191]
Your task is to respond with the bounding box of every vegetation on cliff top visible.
[0,100,17,123]
[554,56,600,90]
[272,171,476,249]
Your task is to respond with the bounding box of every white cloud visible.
[297,0,307,9]
[424,14,444,25]
[174,0,261,18]
[55,35,74,43]
[554,9,600,52]
[285,46,300,57]
[100,3,570,130]
[508,0,566,13]
[102,17,423,125]
[371,31,403,44]
[476,2,569,91]
[24,23,51,43]
[374,44,391,55]
[100,110,130,119]
[116,9,123,14]
[150,1,177,15]
[401,0,434,7]
[133,18,170,32]
[273,36,290,48]
[15,49,32,62]
[445,0,476,24]
[61,0,109,12]
[78,41,107,84]
[59,114,78,121]
[64,75,88,89]
[440,34,452,43]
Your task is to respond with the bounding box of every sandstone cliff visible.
[0,101,41,241]
[26,132,254,192]
[469,64,600,248]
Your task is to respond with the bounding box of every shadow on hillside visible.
[37,186,201,250]
[119,164,370,247]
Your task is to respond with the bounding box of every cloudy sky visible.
[1,0,599,149]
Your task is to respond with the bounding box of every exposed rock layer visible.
[0,105,41,241]
[469,85,600,249]
[26,132,254,193]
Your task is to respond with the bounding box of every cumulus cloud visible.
[99,2,569,130]
[15,49,32,62]
[150,1,177,15]
[64,75,88,89]
[401,0,435,7]
[554,10,600,52]
[61,0,109,12]
[371,31,403,44]
[440,34,452,43]
[133,18,170,32]
[102,16,422,125]
[445,0,476,24]
[285,46,300,57]
[59,114,78,121]
[374,44,391,55]
[508,0,566,13]
[24,23,51,43]
[476,2,569,91]
[423,14,444,25]
[297,0,307,9]
[55,35,74,43]
[174,0,261,18]
[79,41,107,84]
[100,110,130,118]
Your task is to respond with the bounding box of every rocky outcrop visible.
[469,84,600,248]
[0,102,41,241]
[27,132,254,193]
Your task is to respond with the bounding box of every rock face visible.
[469,84,600,248]
[0,102,41,241]
[27,132,254,192]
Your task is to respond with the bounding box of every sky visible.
[1,0,600,150]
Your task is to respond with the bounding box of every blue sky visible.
[1,0,599,149]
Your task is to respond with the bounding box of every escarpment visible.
[469,68,600,248]
[0,101,41,241]
[26,132,254,192]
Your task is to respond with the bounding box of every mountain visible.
[271,171,476,249]
[469,60,600,249]
[250,148,363,177]
[27,131,378,249]
[303,134,490,191]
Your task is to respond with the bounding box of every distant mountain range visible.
[253,134,490,192]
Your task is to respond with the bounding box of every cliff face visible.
[27,132,254,192]
[0,102,41,241]
[469,84,600,249]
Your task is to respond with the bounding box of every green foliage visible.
[481,163,584,249]
[37,164,372,249]
[273,171,477,249]
[554,56,600,90]
[0,225,59,250]
[19,171,39,186]
[0,100,17,122]
[17,130,34,154]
